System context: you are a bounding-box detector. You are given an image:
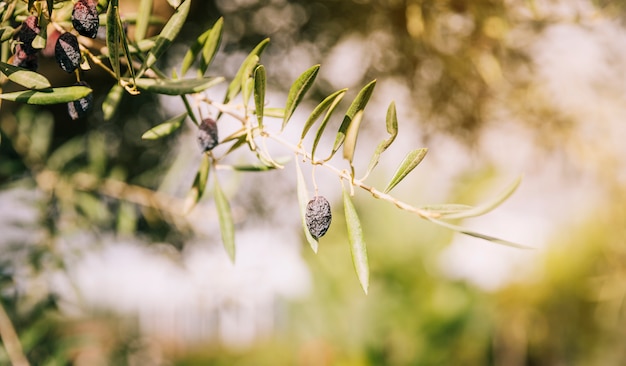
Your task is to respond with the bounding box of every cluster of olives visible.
[10,0,98,120]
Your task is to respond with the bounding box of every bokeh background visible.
[1,0,626,364]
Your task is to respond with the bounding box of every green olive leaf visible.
[363,101,399,179]
[254,65,266,129]
[0,61,51,90]
[441,177,523,220]
[183,153,211,214]
[131,76,224,95]
[328,79,376,160]
[214,176,236,262]
[134,0,153,42]
[0,86,92,105]
[311,89,346,161]
[102,84,124,121]
[343,186,369,294]
[139,0,191,77]
[301,88,347,141]
[223,38,269,105]
[383,148,428,193]
[282,64,320,130]
[106,0,121,80]
[141,112,187,140]
[426,217,533,249]
[343,109,364,164]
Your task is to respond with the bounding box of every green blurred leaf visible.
[442,177,523,220]
[116,201,137,235]
[199,17,223,75]
[46,0,53,17]
[214,176,236,262]
[329,80,376,159]
[254,65,266,129]
[264,107,285,118]
[106,0,121,79]
[426,217,533,249]
[301,88,347,141]
[383,148,428,193]
[183,153,211,214]
[223,38,269,105]
[242,72,254,109]
[118,15,137,85]
[135,0,153,42]
[296,159,318,253]
[46,137,85,171]
[141,112,186,140]
[181,17,223,76]
[139,0,190,77]
[131,76,224,95]
[102,84,124,121]
[363,101,399,179]
[343,110,364,164]
[343,186,369,294]
[0,86,92,104]
[181,95,199,125]
[311,89,346,160]
[228,156,291,172]
[0,61,51,90]
[282,64,320,130]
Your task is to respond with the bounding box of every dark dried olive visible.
[55,32,81,73]
[67,81,93,120]
[16,15,40,55]
[305,196,332,239]
[72,0,99,39]
[198,118,219,152]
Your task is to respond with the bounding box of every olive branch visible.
[0,0,530,294]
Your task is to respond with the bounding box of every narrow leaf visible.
[343,110,364,163]
[199,17,223,75]
[301,88,347,141]
[427,217,533,249]
[141,112,186,140]
[311,90,346,161]
[364,101,399,178]
[181,95,199,125]
[102,84,124,121]
[135,0,153,42]
[383,148,428,193]
[442,177,523,220]
[296,159,319,253]
[183,153,210,214]
[329,80,376,159]
[131,76,224,95]
[241,73,254,109]
[254,65,266,129]
[343,186,369,294]
[139,0,191,77]
[214,176,236,262]
[229,156,290,172]
[0,86,92,104]
[118,15,137,85]
[106,0,121,80]
[264,108,285,118]
[0,61,51,89]
[223,38,269,105]
[180,17,223,75]
[282,64,320,130]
